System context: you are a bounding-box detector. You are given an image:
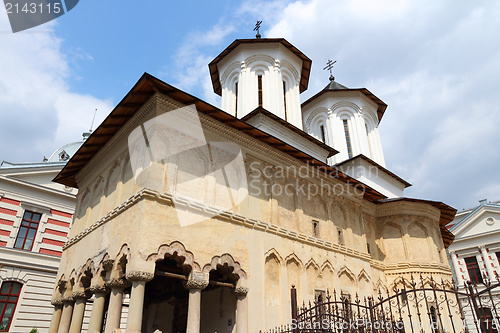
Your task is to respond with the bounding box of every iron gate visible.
[261,275,500,333]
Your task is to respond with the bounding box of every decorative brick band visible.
[47,218,70,228]
[0,241,7,247]
[44,228,68,237]
[39,248,62,256]
[0,218,14,226]
[0,197,20,206]
[0,207,17,216]
[42,238,65,247]
[0,229,10,237]
[50,209,72,218]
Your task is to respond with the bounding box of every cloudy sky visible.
[0,0,498,211]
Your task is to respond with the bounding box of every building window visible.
[478,307,498,333]
[283,81,287,121]
[234,82,238,117]
[312,220,319,237]
[343,119,353,158]
[315,290,326,303]
[258,75,263,107]
[320,125,326,143]
[465,256,483,284]
[0,282,22,331]
[337,228,344,245]
[496,252,500,266]
[367,243,371,255]
[14,211,41,251]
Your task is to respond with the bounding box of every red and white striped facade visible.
[0,157,78,332]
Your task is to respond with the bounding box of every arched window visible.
[343,119,353,158]
[0,281,22,331]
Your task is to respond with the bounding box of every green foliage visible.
[29,328,38,333]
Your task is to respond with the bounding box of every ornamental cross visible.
[323,59,337,75]
[254,20,262,38]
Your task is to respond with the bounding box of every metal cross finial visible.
[323,59,337,81]
[254,20,262,38]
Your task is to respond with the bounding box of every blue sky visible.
[1,0,499,211]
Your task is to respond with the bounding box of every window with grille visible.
[465,256,483,284]
[0,281,22,331]
[14,211,41,251]
[343,119,353,158]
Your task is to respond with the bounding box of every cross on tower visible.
[254,20,262,38]
[323,59,337,81]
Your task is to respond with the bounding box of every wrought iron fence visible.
[260,274,500,333]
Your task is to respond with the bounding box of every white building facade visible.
[0,144,78,332]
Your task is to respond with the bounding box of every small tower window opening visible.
[343,119,353,158]
[312,220,319,237]
[366,243,371,255]
[283,81,288,121]
[258,75,263,107]
[14,211,41,251]
[320,125,326,143]
[235,82,238,117]
[337,228,344,245]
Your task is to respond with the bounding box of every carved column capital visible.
[126,270,154,282]
[184,272,209,290]
[51,299,63,306]
[61,295,75,303]
[107,278,132,289]
[102,259,114,271]
[89,284,108,294]
[72,291,89,300]
[233,286,249,296]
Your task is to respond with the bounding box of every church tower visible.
[209,38,311,129]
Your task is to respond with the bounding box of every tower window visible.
[258,75,263,107]
[367,243,371,255]
[343,119,353,158]
[14,211,41,251]
[312,220,319,237]
[235,82,238,117]
[0,281,22,331]
[320,125,326,143]
[338,228,344,245]
[465,256,483,284]
[283,81,287,121]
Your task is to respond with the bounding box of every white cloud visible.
[0,11,113,164]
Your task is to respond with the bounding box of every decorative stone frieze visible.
[126,270,154,282]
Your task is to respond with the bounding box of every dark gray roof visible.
[323,77,348,91]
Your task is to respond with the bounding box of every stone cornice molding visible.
[63,188,373,263]
[126,270,154,282]
[375,201,440,221]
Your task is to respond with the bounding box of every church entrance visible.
[142,255,191,333]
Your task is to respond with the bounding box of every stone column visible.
[184,272,209,333]
[57,297,75,333]
[125,271,154,333]
[105,278,130,333]
[48,300,63,333]
[450,251,464,286]
[87,285,108,333]
[68,292,88,333]
[479,245,496,280]
[234,286,249,333]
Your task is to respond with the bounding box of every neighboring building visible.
[0,141,81,331]
[446,199,500,331]
[47,35,456,333]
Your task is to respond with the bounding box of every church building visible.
[46,35,456,333]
